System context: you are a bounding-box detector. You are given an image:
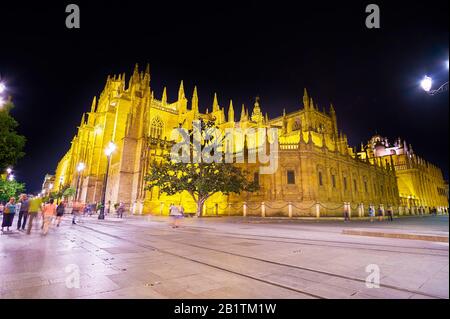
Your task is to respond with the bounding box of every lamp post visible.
[74,162,86,201]
[99,142,116,220]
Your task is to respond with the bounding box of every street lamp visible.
[420,60,449,95]
[420,76,432,92]
[74,162,86,201]
[99,142,117,220]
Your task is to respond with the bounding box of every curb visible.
[342,229,449,243]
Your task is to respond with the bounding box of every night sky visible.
[0,0,448,192]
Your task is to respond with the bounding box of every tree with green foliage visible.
[0,101,26,171]
[145,119,259,217]
[0,179,25,203]
[62,187,76,199]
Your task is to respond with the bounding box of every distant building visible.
[41,174,55,196]
[357,135,448,213]
[49,65,447,216]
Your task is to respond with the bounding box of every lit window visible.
[150,117,164,139]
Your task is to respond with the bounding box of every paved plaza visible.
[0,214,448,299]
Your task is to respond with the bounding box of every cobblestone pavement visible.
[0,214,448,299]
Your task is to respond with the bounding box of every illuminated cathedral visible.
[50,65,448,216]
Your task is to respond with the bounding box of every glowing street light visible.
[420,60,449,95]
[77,162,86,172]
[0,82,5,94]
[99,142,117,220]
[104,141,117,156]
[420,76,432,92]
[8,174,15,181]
[6,167,12,175]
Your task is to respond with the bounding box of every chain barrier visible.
[318,203,345,211]
[263,203,290,210]
[291,203,316,211]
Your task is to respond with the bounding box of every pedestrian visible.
[17,194,30,231]
[42,198,57,235]
[169,203,182,228]
[386,207,393,221]
[0,202,4,216]
[377,206,384,221]
[368,206,375,222]
[26,196,43,235]
[117,202,125,218]
[1,197,17,232]
[72,201,80,225]
[55,200,66,227]
[344,207,350,222]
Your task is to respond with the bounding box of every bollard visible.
[347,202,352,219]
[243,202,247,217]
[288,202,293,218]
[315,203,320,219]
[261,202,266,218]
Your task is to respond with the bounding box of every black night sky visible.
[0,0,448,192]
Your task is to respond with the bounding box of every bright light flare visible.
[0,82,5,94]
[420,76,432,92]
[104,142,117,156]
[77,162,86,172]
[8,174,15,181]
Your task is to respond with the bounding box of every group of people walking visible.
[0,195,69,235]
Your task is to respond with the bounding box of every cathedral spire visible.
[228,100,234,122]
[191,86,199,114]
[240,104,247,121]
[178,80,185,100]
[212,93,219,112]
[251,96,263,123]
[80,113,86,127]
[303,88,309,109]
[162,87,167,105]
[90,96,97,113]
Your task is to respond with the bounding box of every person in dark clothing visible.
[386,207,394,222]
[17,194,30,231]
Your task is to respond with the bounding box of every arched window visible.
[150,117,164,139]
[292,120,301,131]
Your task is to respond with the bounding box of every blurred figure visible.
[1,197,16,232]
[386,206,394,222]
[71,201,84,225]
[343,206,350,222]
[377,206,383,221]
[55,200,66,227]
[368,206,375,222]
[117,202,125,218]
[17,194,30,231]
[42,198,57,235]
[27,196,43,235]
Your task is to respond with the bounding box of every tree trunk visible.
[196,199,204,217]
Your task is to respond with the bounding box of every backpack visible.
[4,206,10,214]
